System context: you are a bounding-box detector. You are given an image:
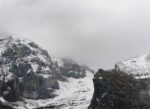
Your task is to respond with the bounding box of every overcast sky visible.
[1,0,150,70]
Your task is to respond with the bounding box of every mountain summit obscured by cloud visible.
[1,0,150,69]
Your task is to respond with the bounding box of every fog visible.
[1,0,150,70]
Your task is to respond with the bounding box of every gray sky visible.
[1,0,150,70]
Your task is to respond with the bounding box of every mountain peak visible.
[0,36,61,101]
[0,36,94,109]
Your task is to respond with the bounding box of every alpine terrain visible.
[89,54,150,109]
[0,36,94,109]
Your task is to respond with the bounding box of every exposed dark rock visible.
[0,36,63,102]
[0,36,94,109]
[89,69,150,109]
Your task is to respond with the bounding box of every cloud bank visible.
[1,0,150,69]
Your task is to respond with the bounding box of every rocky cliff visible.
[0,36,64,102]
[89,53,150,109]
[0,36,94,109]
[89,69,150,109]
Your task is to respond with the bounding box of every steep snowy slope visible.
[115,54,150,79]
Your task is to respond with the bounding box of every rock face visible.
[0,36,94,109]
[89,69,150,109]
[0,36,63,102]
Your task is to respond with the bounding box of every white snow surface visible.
[116,53,150,79]
[2,70,94,109]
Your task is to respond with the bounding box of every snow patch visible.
[31,63,39,72]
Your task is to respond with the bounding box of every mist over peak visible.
[1,0,150,70]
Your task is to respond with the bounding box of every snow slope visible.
[115,53,150,79]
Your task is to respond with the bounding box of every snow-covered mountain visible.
[0,36,94,109]
[89,54,150,109]
[115,54,150,79]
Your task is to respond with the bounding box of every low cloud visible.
[1,0,150,70]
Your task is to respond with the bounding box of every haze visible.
[1,0,150,70]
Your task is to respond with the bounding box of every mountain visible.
[89,54,150,109]
[115,54,150,79]
[0,36,94,109]
[21,57,94,109]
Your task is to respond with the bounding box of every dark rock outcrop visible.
[0,36,63,102]
[89,69,150,109]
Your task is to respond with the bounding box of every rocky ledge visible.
[89,69,150,109]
